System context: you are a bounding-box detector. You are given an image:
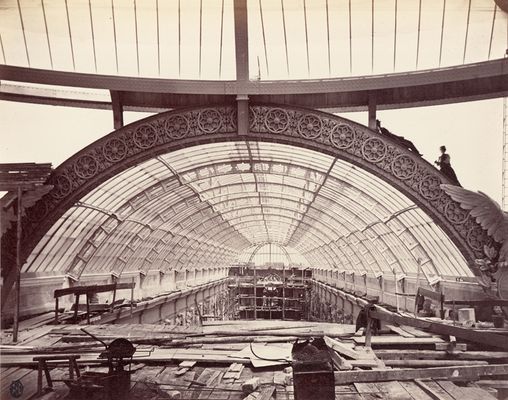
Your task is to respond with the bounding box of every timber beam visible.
[332,363,508,385]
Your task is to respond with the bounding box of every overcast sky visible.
[0,97,504,206]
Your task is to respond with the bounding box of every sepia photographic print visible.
[0,1,508,399]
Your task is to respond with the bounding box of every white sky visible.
[0,97,504,205]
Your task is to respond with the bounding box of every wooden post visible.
[54,296,59,325]
[43,361,52,389]
[74,294,80,324]
[341,296,345,323]
[12,187,22,343]
[37,360,43,395]
[130,277,134,317]
[365,312,373,348]
[253,266,257,320]
[111,282,117,313]
[86,293,91,324]
[282,266,285,320]
[414,259,422,316]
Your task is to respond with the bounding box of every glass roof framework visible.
[0,0,506,80]
[24,141,472,281]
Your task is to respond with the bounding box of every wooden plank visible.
[398,381,434,400]
[333,364,508,385]
[384,360,488,368]
[369,309,508,350]
[353,336,444,345]
[349,359,380,368]
[54,282,135,298]
[324,336,363,360]
[415,380,455,400]
[354,382,380,393]
[175,368,190,376]
[374,350,508,360]
[355,328,365,337]
[435,342,467,351]
[386,325,416,338]
[180,361,197,368]
[476,380,508,388]
[206,370,221,387]
[375,381,413,400]
[436,380,498,400]
[353,381,381,400]
[196,369,217,386]
[256,386,276,400]
[329,348,352,370]
[399,325,432,338]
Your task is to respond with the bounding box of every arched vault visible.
[1,104,495,305]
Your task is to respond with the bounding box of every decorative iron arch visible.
[1,104,496,303]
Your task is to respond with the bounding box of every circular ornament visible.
[165,115,190,139]
[391,155,417,180]
[133,124,158,149]
[418,175,442,201]
[103,138,127,162]
[297,114,323,139]
[264,108,289,133]
[362,137,387,162]
[198,109,222,133]
[51,175,72,199]
[74,154,99,179]
[444,201,469,224]
[329,124,355,149]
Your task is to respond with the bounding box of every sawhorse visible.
[33,355,81,396]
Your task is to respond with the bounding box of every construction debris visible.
[1,318,508,399]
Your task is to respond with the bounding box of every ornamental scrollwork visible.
[329,124,355,149]
[265,108,290,133]
[297,114,323,139]
[133,124,158,149]
[362,138,387,163]
[198,109,222,133]
[467,226,487,251]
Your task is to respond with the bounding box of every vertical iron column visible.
[368,94,377,130]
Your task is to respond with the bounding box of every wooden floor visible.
[1,320,506,400]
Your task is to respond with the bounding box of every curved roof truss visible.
[2,104,498,305]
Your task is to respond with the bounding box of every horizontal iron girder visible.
[1,59,507,111]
